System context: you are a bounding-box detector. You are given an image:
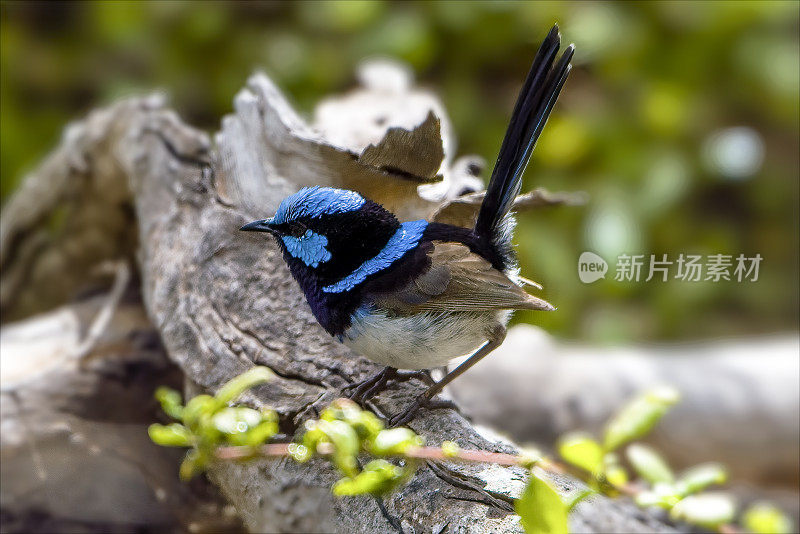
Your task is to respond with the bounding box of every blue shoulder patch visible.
[282,229,332,268]
[273,187,365,223]
[322,220,428,293]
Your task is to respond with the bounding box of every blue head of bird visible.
[240,186,427,333]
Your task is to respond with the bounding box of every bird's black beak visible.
[240,219,280,236]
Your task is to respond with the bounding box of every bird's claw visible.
[343,368,435,403]
[388,397,459,427]
[344,368,454,425]
[342,367,396,403]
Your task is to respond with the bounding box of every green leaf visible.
[669,492,736,529]
[557,432,604,475]
[148,423,193,447]
[321,399,385,442]
[211,407,278,446]
[179,449,205,481]
[742,502,795,534]
[565,489,596,513]
[515,473,569,534]
[350,408,385,441]
[212,407,262,434]
[154,387,184,420]
[238,420,279,447]
[182,394,216,429]
[603,386,680,452]
[369,427,423,456]
[318,419,360,477]
[332,459,405,496]
[603,460,629,489]
[215,366,274,405]
[301,420,327,455]
[626,443,674,484]
[320,398,361,423]
[636,463,727,507]
[675,463,727,496]
[634,482,682,509]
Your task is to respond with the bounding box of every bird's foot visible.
[388,396,459,427]
[342,368,435,403]
[342,367,397,403]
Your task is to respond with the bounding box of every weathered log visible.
[0,279,242,532]
[0,61,678,532]
[0,100,146,323]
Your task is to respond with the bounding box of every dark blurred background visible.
[2,0,798,344]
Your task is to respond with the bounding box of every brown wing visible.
[369,242,554,314]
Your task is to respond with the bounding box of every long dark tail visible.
[474,24,574,267]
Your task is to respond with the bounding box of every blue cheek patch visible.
[322,220,428,293]
[282,230,332,268]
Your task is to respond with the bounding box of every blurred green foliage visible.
[1,1,797,342]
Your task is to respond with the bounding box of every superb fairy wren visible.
[241,25,573,426]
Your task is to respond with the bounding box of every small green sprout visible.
[333,459,411,496]
[148,366,278,480]
[307,399,422,494]
[669,492,736,529]
[742,502,795,534]
[214,366,274,405]
[603,386,679,452]
[369,427,424,456]
[557,387,681,496]
[626,443,674,485]
[635,482,683,509]
[673,463,727,497]
[154,386,184,420]
[557,432,604,476]
[150,380,425,496]
[306,419,361,477]
[148,422,193,447]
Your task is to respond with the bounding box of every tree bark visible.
[0,278,242,532]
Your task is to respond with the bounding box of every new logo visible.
[578,251,608,284]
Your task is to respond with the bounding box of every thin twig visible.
[212,441,743,533]
[72,259,130,361]
[406,446,520,465]
[215,443,527,466]
[215,443,290,460]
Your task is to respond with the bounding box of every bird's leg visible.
[389,325,507,427]
[343,367,398,403]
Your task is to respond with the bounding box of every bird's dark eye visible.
[287,221,307,237]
